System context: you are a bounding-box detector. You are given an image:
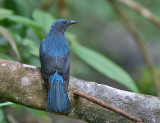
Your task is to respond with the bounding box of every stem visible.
[58,0,65,17]
[118,0,160,28]
[42,0,54,10]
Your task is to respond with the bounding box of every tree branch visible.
[58,0,68,17]
[117,0,160,28]
[0,58,160,122]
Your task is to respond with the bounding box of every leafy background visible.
[0,0,160,122]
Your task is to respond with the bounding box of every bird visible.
[40,19,77,113]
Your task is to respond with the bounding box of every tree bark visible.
[0,58,160,123]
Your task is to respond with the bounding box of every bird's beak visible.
[70,20,77,24]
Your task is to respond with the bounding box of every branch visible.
[0,59,160,122]
[58,0,68,17]
[109,0,160,96]
[42,0,54,10]
[117,0,160,28]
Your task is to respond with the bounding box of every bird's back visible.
[40,33,69,58]
[40,32,70,77]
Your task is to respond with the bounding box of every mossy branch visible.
[0,59,160,122]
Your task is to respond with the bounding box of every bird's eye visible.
[63,21,66,24]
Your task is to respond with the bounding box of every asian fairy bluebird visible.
[40,19,77,113]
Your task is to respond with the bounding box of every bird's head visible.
[50,19,77,33]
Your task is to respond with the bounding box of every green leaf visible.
[71,44,139,92]
[0,53,16,61]
[6,15,44,39]
[5,0,29,16]
[135,66,158,95]
[0,8,13,21]
[24,107,50,121]
[0,108,6,123]
[0,102,14,107]
[32,9,56,33]
[7,15,42,29]
[0,26,20,61]
[22,38,39,57]
[10,105,50,120]
[66,32,79,45]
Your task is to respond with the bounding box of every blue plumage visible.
[47,71,70,112]
[40,19,77,113]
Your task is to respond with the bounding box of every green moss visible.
[18,70,25,77]
[70,99,135,123]
[12,93,17,100]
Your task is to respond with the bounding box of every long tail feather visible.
[46,71,71,113]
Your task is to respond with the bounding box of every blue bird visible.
[40,19,77,113]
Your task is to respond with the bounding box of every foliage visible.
[0,26,20,60]
[71,44,139,92]
[0,8,13,20]
[135,66,160,96]
[0,108,6,123]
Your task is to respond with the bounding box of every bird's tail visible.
[46,71,71,113]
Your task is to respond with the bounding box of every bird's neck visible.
[48,30,67,43]
[49,29,65,35]
[50,26,65,33]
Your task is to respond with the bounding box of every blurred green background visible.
[0,0,160,123]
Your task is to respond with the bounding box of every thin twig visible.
[41,0,54,10]
[59,0,64,12]
[117,0,160,28]
[58,0,67,17]
[109,0,160,96]
[73,90,143,123]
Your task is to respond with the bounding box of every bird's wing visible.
[62,51,70,92]
[40,39,57,89]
